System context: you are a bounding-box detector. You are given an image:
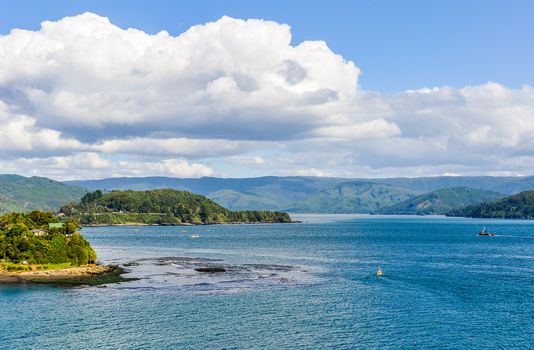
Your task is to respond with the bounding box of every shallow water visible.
[1,215,533,349]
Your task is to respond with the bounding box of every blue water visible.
[1,215,533,349]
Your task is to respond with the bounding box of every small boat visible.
[190,233,200,239]
[478,227,496,236]
[376,266,383,276]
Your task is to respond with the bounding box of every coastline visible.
[82,220,299,227]
[0,264,133,286]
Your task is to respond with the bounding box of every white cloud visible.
[0,13,359,141]
[96,137,254,158]
[0,153,212,180]
[313,119,401,140]
[0,13,534,178]
[0,102,85,156]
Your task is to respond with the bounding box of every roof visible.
[48,223,64,229]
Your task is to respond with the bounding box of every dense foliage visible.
[0,211,96,266]
[447,190,534,219]
[61,189,292,225]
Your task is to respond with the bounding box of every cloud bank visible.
[0,13,533,179]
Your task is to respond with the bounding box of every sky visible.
[0,0,533,180]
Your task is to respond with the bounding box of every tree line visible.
[61,189,292,225]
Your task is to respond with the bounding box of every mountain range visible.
[2,174,534,215]
[66,175,534,214]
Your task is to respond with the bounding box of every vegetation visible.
[379,187,504,215]
[0,175,86,213]
[67,175,534,212]
[61,189,293,225]
[0,210,96,266]
[4,173,534,215]
[284,182,418,213]
[448,190,534,219]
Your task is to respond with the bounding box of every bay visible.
[1,215,533,349]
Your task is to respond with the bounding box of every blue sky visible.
[1,0,533,92]
[0,1,533,179]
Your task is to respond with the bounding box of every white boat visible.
[190,233,200,239]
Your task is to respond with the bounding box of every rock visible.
[195,267,226,273]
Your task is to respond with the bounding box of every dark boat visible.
[478,227,496,236]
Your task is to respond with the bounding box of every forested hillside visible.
[448,191,534,219]
[61,189,292,225]
[379,187,503,215]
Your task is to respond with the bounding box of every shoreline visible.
[83,221,299,227]
[0,264,133,286]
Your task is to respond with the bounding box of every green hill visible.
[284,182,419,213]
[448,190,534,219]
[380,187,504,215]
[61,189,292,225]
[0,175,87,213]
[66,175,534,213]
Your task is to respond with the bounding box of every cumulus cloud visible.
[96,137,255,158]
[0,13,533,179]
[0,13,359,141]
[0,102,85,156]
[0,153,213,180]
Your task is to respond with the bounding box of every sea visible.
[1,215,533,349]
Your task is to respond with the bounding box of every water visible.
[1,215,533,349]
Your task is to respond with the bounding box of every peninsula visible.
[0,210,127,285]
[60,189,293,225]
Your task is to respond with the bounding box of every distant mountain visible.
[284,181,419,213]
[380,187,504,215]
[368,176,534,194]
[4,173,533,215]
[0,175,87,213]
[66,176,340,210]
[66,175,534,213]
[448,190,534,219]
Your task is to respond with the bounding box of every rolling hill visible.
[65,175,534,213]
[0,175,87,213]
[66,176,340,210]
[379,187,504,215]
[2,174,533,214]
[284,181,419,213]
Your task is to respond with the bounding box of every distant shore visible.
[83,221,299,227]
[0,264,132,286]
